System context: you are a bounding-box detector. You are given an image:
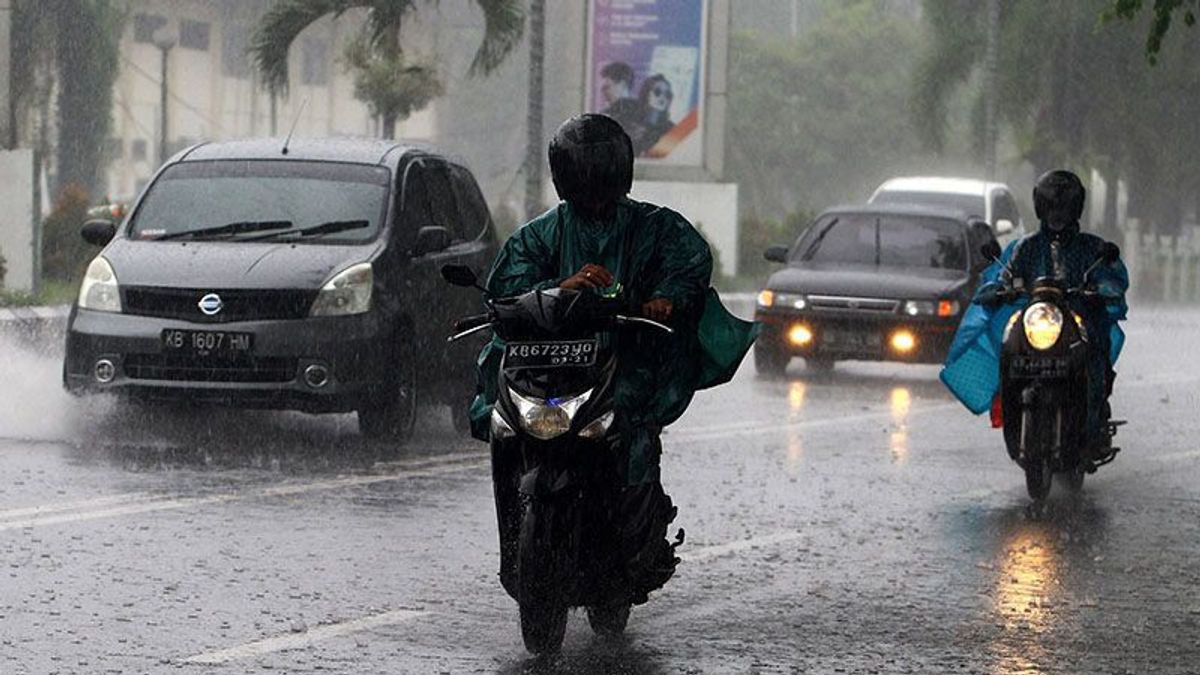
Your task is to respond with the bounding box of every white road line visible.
[680,531,804,563]
[182,609,428,664]
[0,492,156,521]
[671,402,960,443]
[0,460,489,532]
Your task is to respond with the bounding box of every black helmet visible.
[1033,169,1086,232]
[548,114,633,211]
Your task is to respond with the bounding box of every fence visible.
[1123,219,1200,303]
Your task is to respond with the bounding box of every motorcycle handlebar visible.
[453,314,491,333]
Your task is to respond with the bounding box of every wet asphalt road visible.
[1,306,1199,674]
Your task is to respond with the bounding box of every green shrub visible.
[41,184,94,283]
[738,209,814,282]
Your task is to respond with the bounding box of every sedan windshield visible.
[128,160,390,244]
[795,214,968,271]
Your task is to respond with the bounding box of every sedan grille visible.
[808,295,899,313]
[123,287,316,323]
[123,354,298,383]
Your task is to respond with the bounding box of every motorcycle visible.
[980,240,1123,501]
[442,264,680,654]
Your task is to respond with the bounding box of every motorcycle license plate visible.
[1009,355,1068,379]
[505,340,598,369]
[162,329,253,357]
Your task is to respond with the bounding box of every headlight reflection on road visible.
[786,381,807,473]
[889,387,911,464]
[990,525,1061,674]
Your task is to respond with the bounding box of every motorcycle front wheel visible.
[586,603,631,637]
[517,503,569,654]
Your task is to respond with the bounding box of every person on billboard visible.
[632,74,675,156]
[598,61,641,132]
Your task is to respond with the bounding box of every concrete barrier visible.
[0,305,69,356]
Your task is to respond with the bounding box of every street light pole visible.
[154,33,176,166]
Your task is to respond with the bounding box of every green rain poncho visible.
[470,198,758,484]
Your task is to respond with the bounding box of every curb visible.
[0,305,70,323]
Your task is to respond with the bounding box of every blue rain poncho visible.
[941,226,1129,415]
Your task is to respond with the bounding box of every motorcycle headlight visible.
[508,387,592,440]
[1023,302,1063,350]
[578,410,616,440]
[490,408,516,439]
[78,256,121,312]
[310,262,373,316]
[1003,310,1021,342]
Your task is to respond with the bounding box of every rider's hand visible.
[561,264,614,291]
[642,298,674,322]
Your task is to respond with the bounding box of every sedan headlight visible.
[758,290,807,310]
[508,387,592,440]
[78,256,121,312]
[904,299,960,317]
[1023,302,1063,350]
[310,262,373,316]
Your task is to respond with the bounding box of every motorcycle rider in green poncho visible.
[469,114,757,601]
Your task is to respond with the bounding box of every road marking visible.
[182,609,428,664]
[0,492,157,521]
[0,458,490,532]
[671,402,960,443]
[680,531,805,563]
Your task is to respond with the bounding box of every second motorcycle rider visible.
[468,113,757,636]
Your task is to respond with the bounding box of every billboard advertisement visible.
[587,0,707,166]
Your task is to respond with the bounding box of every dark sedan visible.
[754,204,993,375]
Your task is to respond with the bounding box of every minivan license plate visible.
[162,329,253,356]
[505,340,597,369]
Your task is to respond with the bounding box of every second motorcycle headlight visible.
[508,388,592,440]
[1023,302,1063,350]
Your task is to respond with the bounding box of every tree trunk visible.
[381,112,397,140]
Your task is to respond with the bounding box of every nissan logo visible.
[198,293,224,316]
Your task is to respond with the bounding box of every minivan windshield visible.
[128,160,390,244]
[872,190,984,219]
[794,213,968,271]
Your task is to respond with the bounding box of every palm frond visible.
[364,0,419,55]
[468,0,525,77]
[251,0,366,95]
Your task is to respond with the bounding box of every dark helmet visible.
[1033,169,1086,232]
[548,114,633,209]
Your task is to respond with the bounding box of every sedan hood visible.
[766,262,970,299]
[103,239,382,289]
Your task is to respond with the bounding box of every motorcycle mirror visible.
[441,264,479,288]
[980,241,1002,262]
[1101,242,1121,264]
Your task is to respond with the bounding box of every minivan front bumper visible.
[63,307,392,412]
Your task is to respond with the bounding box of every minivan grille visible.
[123,354,297,383]
[808,295,900,313]
[123,287,316,323]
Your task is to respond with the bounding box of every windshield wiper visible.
[239,220,370,242]
[155,220,294,241]
[801,218,838,260]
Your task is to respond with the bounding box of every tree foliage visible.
[251,0,524,138]
[728,1,928,220]
[1104,0,1198,62]
[915,0,1200,231]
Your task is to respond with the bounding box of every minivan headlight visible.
[78,256,121,312]
[310,262,373,316]
[508,387,592,440]
[1023,302,1063,350]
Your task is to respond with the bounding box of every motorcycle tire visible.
[1025,457,1053,501]
[1060,465,1086,492]
[517,504,569,654]
[586,603,631,637]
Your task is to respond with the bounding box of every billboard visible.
[587,0,707,166]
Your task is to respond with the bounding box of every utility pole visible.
[154,32,177,165]
[983,0,999,179]
[524,0,545,220]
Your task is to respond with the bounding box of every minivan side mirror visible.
[441,264,479,288]
[81,219,117,246]
[414,226,453,257]
[764,245,789,264]
[994,218,1015,236]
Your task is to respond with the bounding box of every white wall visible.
[629,180,739,278]
[0,150,36,291]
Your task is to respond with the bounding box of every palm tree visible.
[250,0,525,139]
